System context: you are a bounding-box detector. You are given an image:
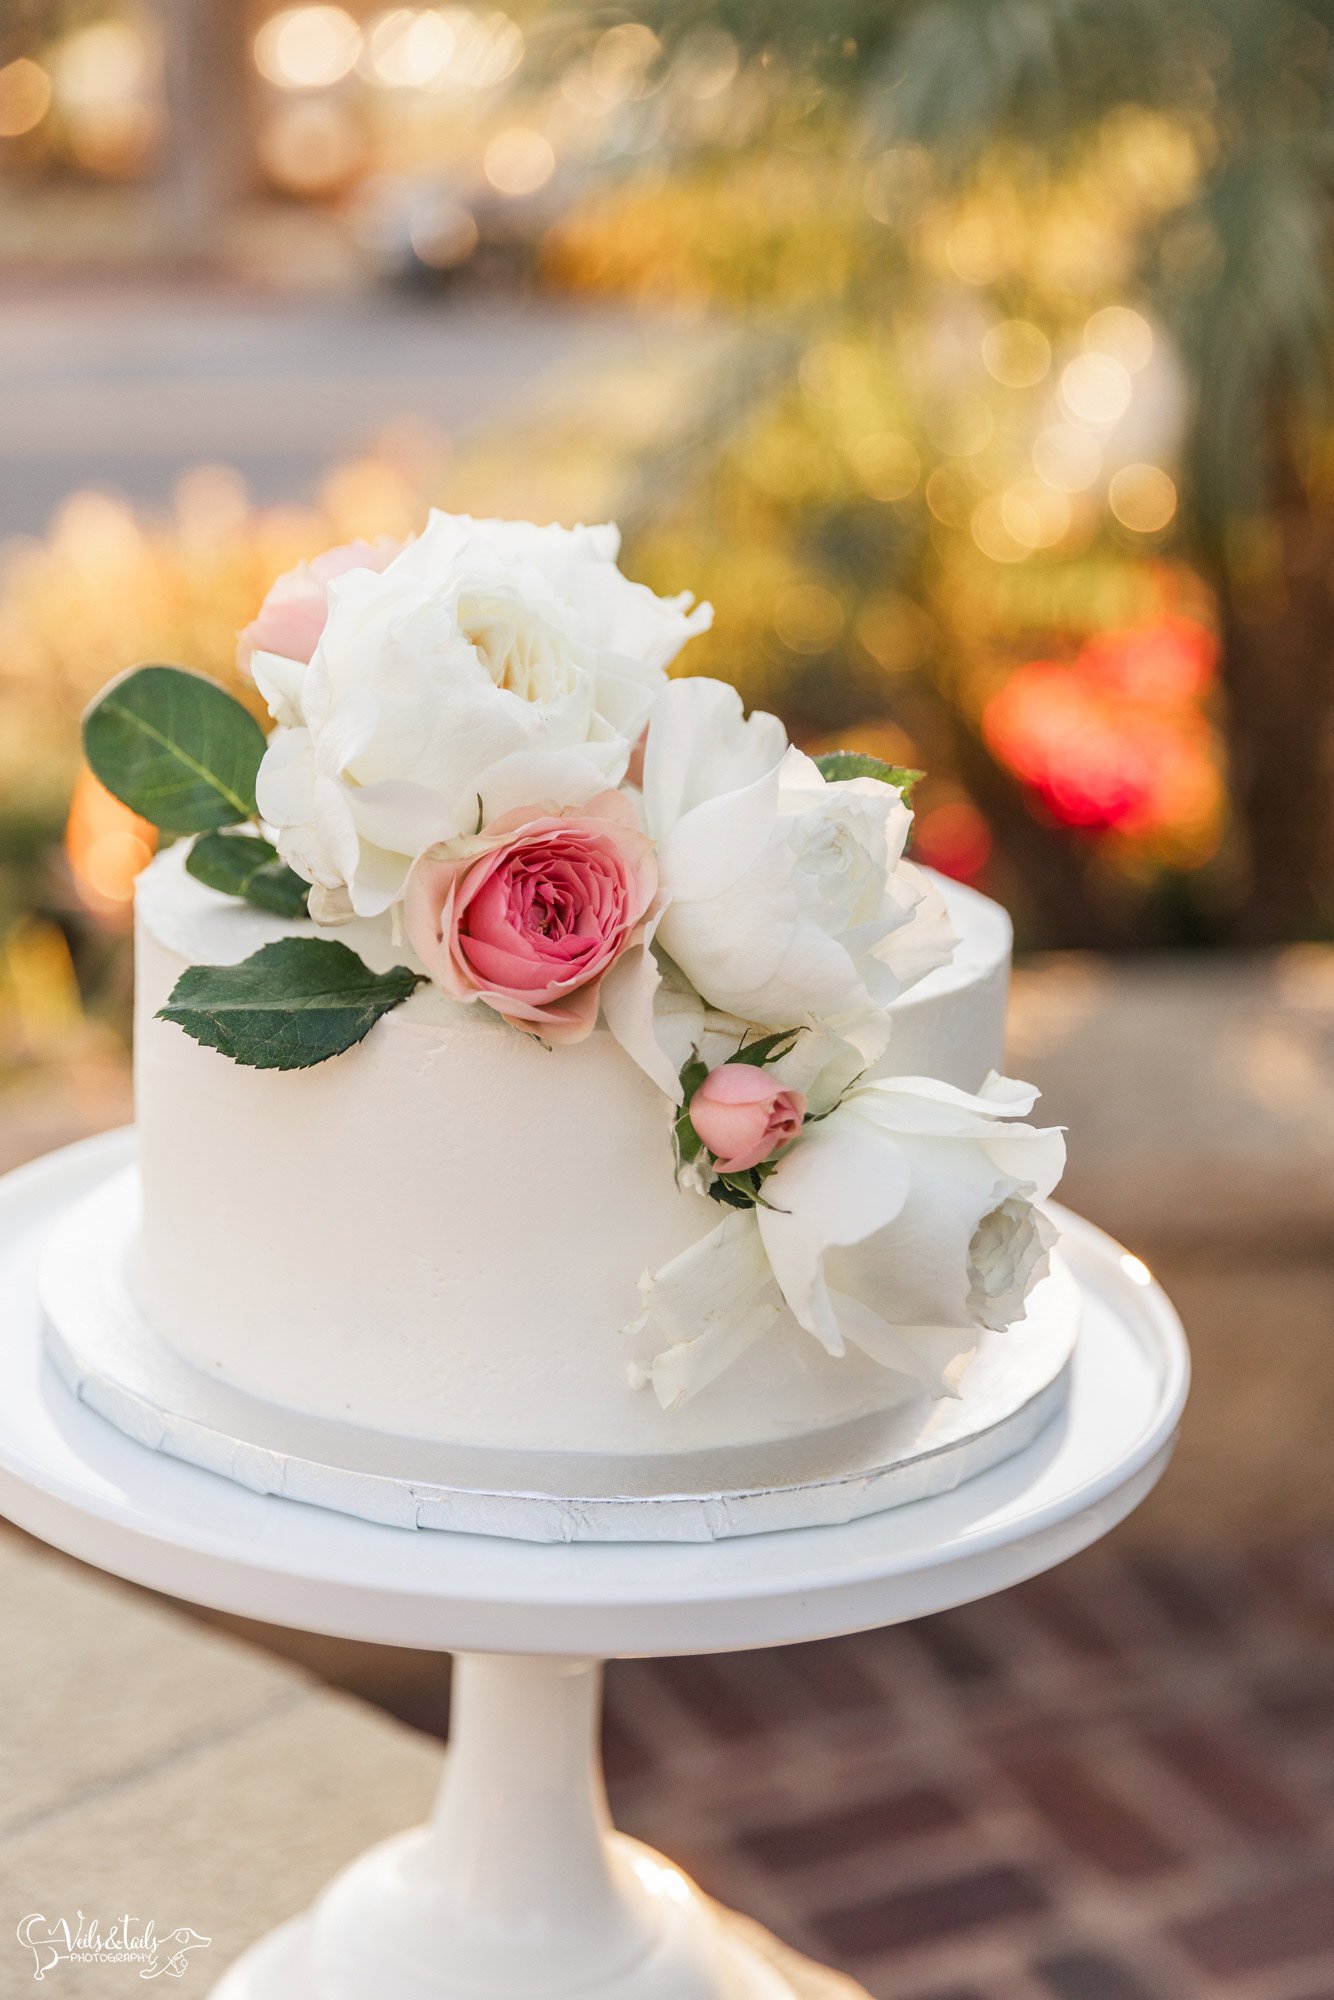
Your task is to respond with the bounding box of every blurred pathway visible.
[0,280,652,536]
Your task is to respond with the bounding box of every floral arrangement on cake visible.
[84,512,1064,1408]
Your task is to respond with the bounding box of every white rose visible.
[613,678,953,1089]
[253,513,710,918]
[967,1195,1056,1331]
[634,1071,1065,1410]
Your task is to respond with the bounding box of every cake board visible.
[38,1132,1080,1544]
[0,1134,1189,1999]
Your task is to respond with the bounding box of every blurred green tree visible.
[645,0,1334,940]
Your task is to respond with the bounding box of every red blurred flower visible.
[982,618,1222,858]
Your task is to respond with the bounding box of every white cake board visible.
[0,1134,1189,2000]
[38,1138,1078,1543]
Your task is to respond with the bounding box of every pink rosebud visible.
[237,537,401,675]
[689,1063,806,1174]
[405,791,658,1044]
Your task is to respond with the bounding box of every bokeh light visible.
[0,58,52,139]
[851,432,921,502]
[589,24,660,103]
[365,9,457,88]
[65,769,157,921]
[444,9,524,89]
[254,7,362,90]
[983,619,1221,859]
[484,126,556,196]
[1032,423,1102,493]
[1109,463,1178,534]
[982,320,1051,388]
[912,800,993,880]
[774,582,844,653]
[1060,352,1134,427]
[1084,305,1155,372]
[259,99,366,194]
[1000,478,1071,550]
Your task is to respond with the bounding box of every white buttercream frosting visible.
[130,846,1014,1457]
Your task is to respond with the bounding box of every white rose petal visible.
[255,513,710,917]
[640,678,955,1052]
[633,1068,1065,1408]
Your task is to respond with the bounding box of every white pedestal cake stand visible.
[0,1134,1188,2000]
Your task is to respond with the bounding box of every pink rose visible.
[405,791,658,1043]
[237,537,401,674]
[689,1064,807,1173]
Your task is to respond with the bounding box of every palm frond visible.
[867,0,1176,159]
[1166,142,1334,541]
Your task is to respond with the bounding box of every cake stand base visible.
[0,1137,1189,2000]
[209,1654,862,2000]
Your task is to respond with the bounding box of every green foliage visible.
[185,833,310,919]
[813,752,922,795]
[83,666,266,834]
[158,939,424,1071]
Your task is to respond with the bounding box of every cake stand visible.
[0,1133,1189,2000]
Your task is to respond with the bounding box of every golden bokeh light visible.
[589,23,660,103]
[774,582,844,653]
[445,10,524,90]
[942,214,1005,286]
[1032,422,1103,493]
[927,394,993,458]
[1084,305,1154,373]
[1060,351,1133,427]
[365,9,456,88]
[411,201,479,268]
[259,98,365,193]
[982,319,1051,389]
[0,57,52,138]
[925,462,976,529]
[1108,463,1178,534]
[1000,477,1071,550]
[65,768,157,920]
[863,146,931,226]
[672,27,739,101]
[851,431,921,503]
[54,22,153,111]
[970,495,1029,564]
[484,126,556,196]
[254,7,362,90]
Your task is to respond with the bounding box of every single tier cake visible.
[58,511,1074,1536]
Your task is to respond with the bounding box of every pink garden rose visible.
[689,1064,807,1174]
[404,791,658,1043]
[237,537,401,674]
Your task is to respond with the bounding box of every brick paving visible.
[380,1536,1334,2000]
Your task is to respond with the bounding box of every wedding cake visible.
[60,512,1073,1538]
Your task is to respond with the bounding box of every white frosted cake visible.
[56,511,1074,1538]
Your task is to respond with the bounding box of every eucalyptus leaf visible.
[186,832,310,918]
[813,751,923,797]
[83,665,267,833]
[158,938,424,1071]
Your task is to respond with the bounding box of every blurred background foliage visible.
[1,0,1333,1080]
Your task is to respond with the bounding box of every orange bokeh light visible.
[912,800,994,881]
[982,618,1221,854]
[65,766,157,921]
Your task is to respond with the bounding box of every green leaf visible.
[678,1056,709,1106]
[186,832,310,919]
[83,665,267,833]
[674,1112,704,1166]
[813,752,923,797]
[158,938,424,1071]
[726,1029,802,1068]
